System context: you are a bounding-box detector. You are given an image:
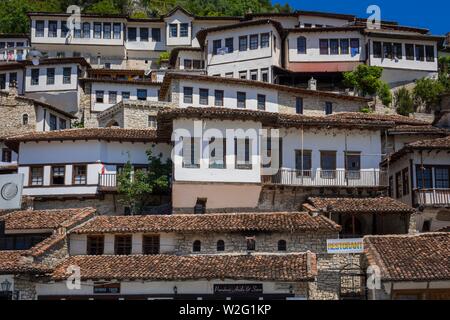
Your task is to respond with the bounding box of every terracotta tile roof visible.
[0,251,51,274]
[308,197,415,215]
[0,207,96,231]
[71,212,340,234]
[80,78,161,86]
[364,233,450,282]
[159,73,371,103]
[388,125,448,135]
[328,112,430,125]
[5,128,159,152]
[51,253,317,282]
[27,233,67,258]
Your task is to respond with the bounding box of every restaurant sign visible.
[326,238,364,254]
[214,284,263,295]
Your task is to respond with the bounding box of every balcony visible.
[98,173,118,192]
[415,189,450,206]
[262,169,388,188]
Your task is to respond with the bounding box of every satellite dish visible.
[26,50,43,66]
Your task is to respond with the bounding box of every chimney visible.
[8,80,18,97]
[308,77,317,91]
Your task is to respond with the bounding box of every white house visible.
[0,34,29,62]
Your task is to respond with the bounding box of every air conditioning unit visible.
[0,174,24,210]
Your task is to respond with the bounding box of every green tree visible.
[394,88,414,116]
[377,82,392,106]
[117,149,171,215]
[85,0,122,14]
[413,77,445,112]
[343,65,384,96]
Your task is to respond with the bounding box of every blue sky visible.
[281,0,449,35]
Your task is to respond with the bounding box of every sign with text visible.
[214,284,263,295]
[327,238,364,254]
[93,283,120,294]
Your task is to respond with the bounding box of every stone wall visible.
[277,91,366,115]
[0,90,36,137]
[80,82,99,128]
[14,276,37,300]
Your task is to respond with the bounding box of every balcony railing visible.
[98,173,118,191]
[415,189,450,206]
[262,168,388,187]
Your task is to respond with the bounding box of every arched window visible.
[193,240,201,252]
[278,240,287,251]
[22,114,28,125]
[216,240,225,252]
[297,37,307,54]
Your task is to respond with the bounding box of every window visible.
[405,44,414,60]
[373,41,382,58]
[237,92,246,108]
[137,89,147,101]
[383,42,393,59]
[297,36,307,54]
[143,235,160,254]
[225,72,233,77]
[30,167,43,186]
[183,87,193,104]
[246,237,256,251]
[87,236,104,255]
[46,68,55,85]
[402,168,410,195]
[94,23,102,39]
[199,88,209,105]
[319,39,329,55]
[63,67,71,84]
[108,91,117,104]
[249,34,258,50]
[22,114,28,125]
[59,118,67,129]
[180,23,188,37]
[31,69,39,85]
[395,171,402,198]
[72,164,87,185]
[250,69,258,81]
[148,116,157,128]
[278,240,287,251]
[209,137,226,169]
[51,166,65,185]
[325,102,333,115]
[182,137,200,168]
[96,91,104,103]
[193,60,202,69]
[239,36,247,51]
[295,150,312,176]
[239,70,247,79]
[394,43,403,59]
[169,24,177,37]
[114,235,132,255]
[1,148,12,162]
[121,91,130,101]
[74,26,81,38]
[330,39,339,55]
[152,28,161,42]
[350,38,360,56]
[9,72,17,86]
[82,22,90,38]
[261,68,269,82]
[304,23,312,28]
[49,114,57,130]
[194,198,206,214]
[345,152,361,179]
[103,23,111,39]
[113,23,121,39]
[184,59,192,69]
[435,167,449,188]
[415,45,425,61]
[296,97,303,114]
[260,33,270,48]
[257,94,266,110]
[35,21,44,37]
[127,27,136,41]
[425,45,435,62]
[192,240,201,252]
[140,28,148,41]
[320,151,336,178]
[216,240,225,252]
[389,176,394,197]
[235,138,251,169]
[340,39,349,54]
[214,90,224,107]
[0,74,5,90]
[48,21,58,37]
[416,166,432,189]
[225,37,233,53]
[57,52,65,58]
[212,39,222,55]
